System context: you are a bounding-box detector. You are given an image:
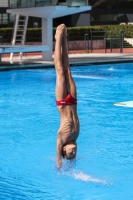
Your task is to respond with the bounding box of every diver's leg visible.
[54,24,67,101]
[62,25,77,98]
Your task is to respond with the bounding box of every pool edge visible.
[0,58,133,71]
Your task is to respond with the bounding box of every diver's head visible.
[62,143,77,160]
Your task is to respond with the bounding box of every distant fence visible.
[66,31,124,53]
[0,36,3,44]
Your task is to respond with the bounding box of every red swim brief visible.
[56,93,77,106]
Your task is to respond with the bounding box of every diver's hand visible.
[56,137,62,169]
[56,159,62,169]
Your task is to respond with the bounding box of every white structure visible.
[7,6,91,61]
[10,14,29,61]
[114,101,133,108]
[124,38,133,46]
[0,45,49,62]
[120,22,133,25]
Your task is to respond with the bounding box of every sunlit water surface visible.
[0,63,133,200]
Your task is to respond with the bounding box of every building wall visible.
[53,12,90,27]
[0,0,10,26]
[89,0,133,25]
[71,12,90,26]
[127,14,133,22]
[0,0,133,28]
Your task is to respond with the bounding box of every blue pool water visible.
[0,63,133,200]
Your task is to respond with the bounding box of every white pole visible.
[10,14,20,61]
[42,18,53,61]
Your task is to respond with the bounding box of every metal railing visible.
[10,0,87,8]
[0,36,3,44]
[66,31,124,53]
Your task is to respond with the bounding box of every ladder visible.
[10,14,29,61]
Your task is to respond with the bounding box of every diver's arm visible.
[56,137,62,168]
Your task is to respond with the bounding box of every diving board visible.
[0,45,49,62]
[0,45,49,54]
[114,101,133,108]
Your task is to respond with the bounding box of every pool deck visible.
[0,51,133,71]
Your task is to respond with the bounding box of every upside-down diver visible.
[54,24,80,168]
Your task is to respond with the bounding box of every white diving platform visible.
[0,45,49,62]
[7,6,91,61]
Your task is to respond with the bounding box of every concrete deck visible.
[0,52,133,71]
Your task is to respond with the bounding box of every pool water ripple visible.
[0,63,133,199]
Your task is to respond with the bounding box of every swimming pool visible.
[0,63,133,200]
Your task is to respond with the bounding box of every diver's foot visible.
[55,24,65,40]
[63,25,67,40]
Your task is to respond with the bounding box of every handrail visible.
[66,31,124,53]
[89,30,124,53]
